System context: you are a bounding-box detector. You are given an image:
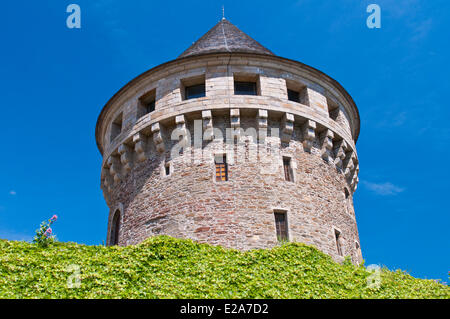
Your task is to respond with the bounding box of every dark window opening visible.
[110,113,123,142]
[138,89,156,118]
[234,81,257,95]
[287,89,300,102]
[335,229,343,256]
[110,210,120,246]
[145,100,155,114]
[215,155,228,182]
[185,83,206,100]
[274,211,288,242]
[283,157,294,182]
[327,97,340,120]
[165,163,170,176]
[286,80,308,105]
[345,188,350,199]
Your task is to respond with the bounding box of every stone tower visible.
[96,19,362,263]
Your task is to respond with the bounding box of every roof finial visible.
[222,5,225,20]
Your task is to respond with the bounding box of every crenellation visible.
[151,122,165,153]
[107,155,122,184]
[100,167,113,194]
[306,88,328,113]
[230,108,240,128]
[333,139,348,170]
[260,75,287,99]
[342,149,354,172]
[302,119,316,152]
[202,110,214,141]
[344,161,354,180]
[320,129,334,163]
[118,144,133,173]
[133,133,148,162]
[257,109,268,129]
[345,154,358,181]
[350,163,359,185]
[174,114,190,155]
[281,112,294,143]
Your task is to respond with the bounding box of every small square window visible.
[234,81,257,95]
[286,80,308,105]
[185,83,206,100]
[287,89,300,103]
[110,113,123,142]
[181,75,206,101]
[327,97,339,120]
[138,89,156,118]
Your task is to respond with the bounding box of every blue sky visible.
[0,1,448,282]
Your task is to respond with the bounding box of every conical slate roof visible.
[178,18,274,58]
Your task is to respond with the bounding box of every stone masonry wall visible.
[105,112,362,264]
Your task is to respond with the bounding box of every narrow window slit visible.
[335,229,343,256]
[283,157,293,182]
[274,211,288,242]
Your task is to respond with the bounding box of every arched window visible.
[334,229,343,256]
[110,209,121,246]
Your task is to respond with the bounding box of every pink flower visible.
[51,215,58,221]
[45,228,52,234]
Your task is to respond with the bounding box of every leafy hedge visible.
[0,236,448,298]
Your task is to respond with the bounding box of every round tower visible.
[96,19,362,263]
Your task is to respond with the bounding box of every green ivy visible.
[0,236,448,299]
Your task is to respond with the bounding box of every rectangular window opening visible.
[283,157,294,182]
[287,89,300,103]
[138,89,156,118]
[182,75,206,100]
[110,113,123,142]
[215,154,228,182]
[327,97,340,120]
[234,74,260,96]
[286,80,308,105]
[165,163,170,176]
[234,81,257,95]
[185,83,206,100]
[145,100,156,114]
[274,211,288,242]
